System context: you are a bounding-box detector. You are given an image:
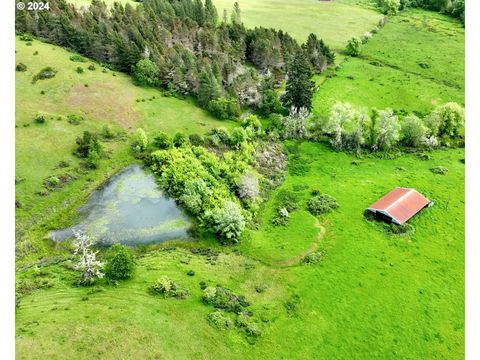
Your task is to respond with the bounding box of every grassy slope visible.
[16,142,465,359]
[313,9,464,117]
[67,0,381,47]
[15,36,235,259]
[214,0,381,46]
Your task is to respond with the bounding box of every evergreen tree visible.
[302,33,335,73]
[198,69,222,108]
[231,2,241,24]
[204,0,218,26]
[193,0,205,26]
[282,50,315,111]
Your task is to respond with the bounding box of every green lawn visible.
[16,142,465,359]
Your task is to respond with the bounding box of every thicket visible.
[318,101,464,153]
[104,244,136,281]
[149,117,271,242]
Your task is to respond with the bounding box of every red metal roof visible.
[368,187,430,224]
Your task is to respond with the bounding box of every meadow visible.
[313,8,464,118]
[16,142,465,359]
[15,2,465,359]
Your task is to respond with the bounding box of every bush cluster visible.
[32,67,57,83]
[202,285,250,314]
[104,244,136,280]
[207,311,234,330]
[430,166,448,175]
[148,277,189,299]
[307,194,339,215]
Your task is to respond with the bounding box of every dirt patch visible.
[67,82,139,130]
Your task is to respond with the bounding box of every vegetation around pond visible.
[14,0,465,359]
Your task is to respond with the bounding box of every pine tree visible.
[198,69,222,108]
[231,2,241,24]
[193,0,205,26]
[204,0,218,26]
[282,50,315,111]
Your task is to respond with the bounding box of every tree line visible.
[16,0,334,114]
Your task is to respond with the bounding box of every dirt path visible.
[273,218,325,268]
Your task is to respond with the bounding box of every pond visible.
[49,164,191,246]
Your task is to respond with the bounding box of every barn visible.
[367,187,430,224]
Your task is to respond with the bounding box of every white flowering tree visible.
[375,108,400,150]
[282,107,310,139]
[238,172,259,203]
[72,230,104,286]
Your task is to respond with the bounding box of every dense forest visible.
[15,0,334,114]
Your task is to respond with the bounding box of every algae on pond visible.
[49,164,191,245]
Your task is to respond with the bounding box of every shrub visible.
[238,172,259,203]
[207,311,234,330]
[74,131,102,159]
[307,194,339,215]
[430,166,448,175]
[34,113,46,124]
[132,128,148,152]
[271,207,289,226]
[303,251,323,264]
[153,132,172,149]
[277,190,298,212]
[67,114,84,125]
[230,127,247,148]
[425,102,465,144]
[187,270,195,276]
[104,244,136,280]
[242,115,263,136]
[189,133,204,146]
[32,67,57,83]
[236,313,261,337]
[361,32,372,44]
[210,127,230,145]
[202,285,250,313]
[375,108,401,150]
[132,59,159,87]
[44,175,60,189]
[180,178,211,214]
[70,54,87,62]
[376,0,400,15]
[345,37,361,57]
[100,125,116,140]
[16,63,27,72]
[401,114,428,148]
[173,132,188,147]
[207,97,241,120]
[88,64,96,71]
[207,201,245,243]
[258,89,285,117]
[148,277,189,299]
[76,66,84,74]
[387,223,415,236]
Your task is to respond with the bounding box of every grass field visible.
[313,9,464,118]
[15,3,465,359]
[214,0,382,46]
[16,142,465,359]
